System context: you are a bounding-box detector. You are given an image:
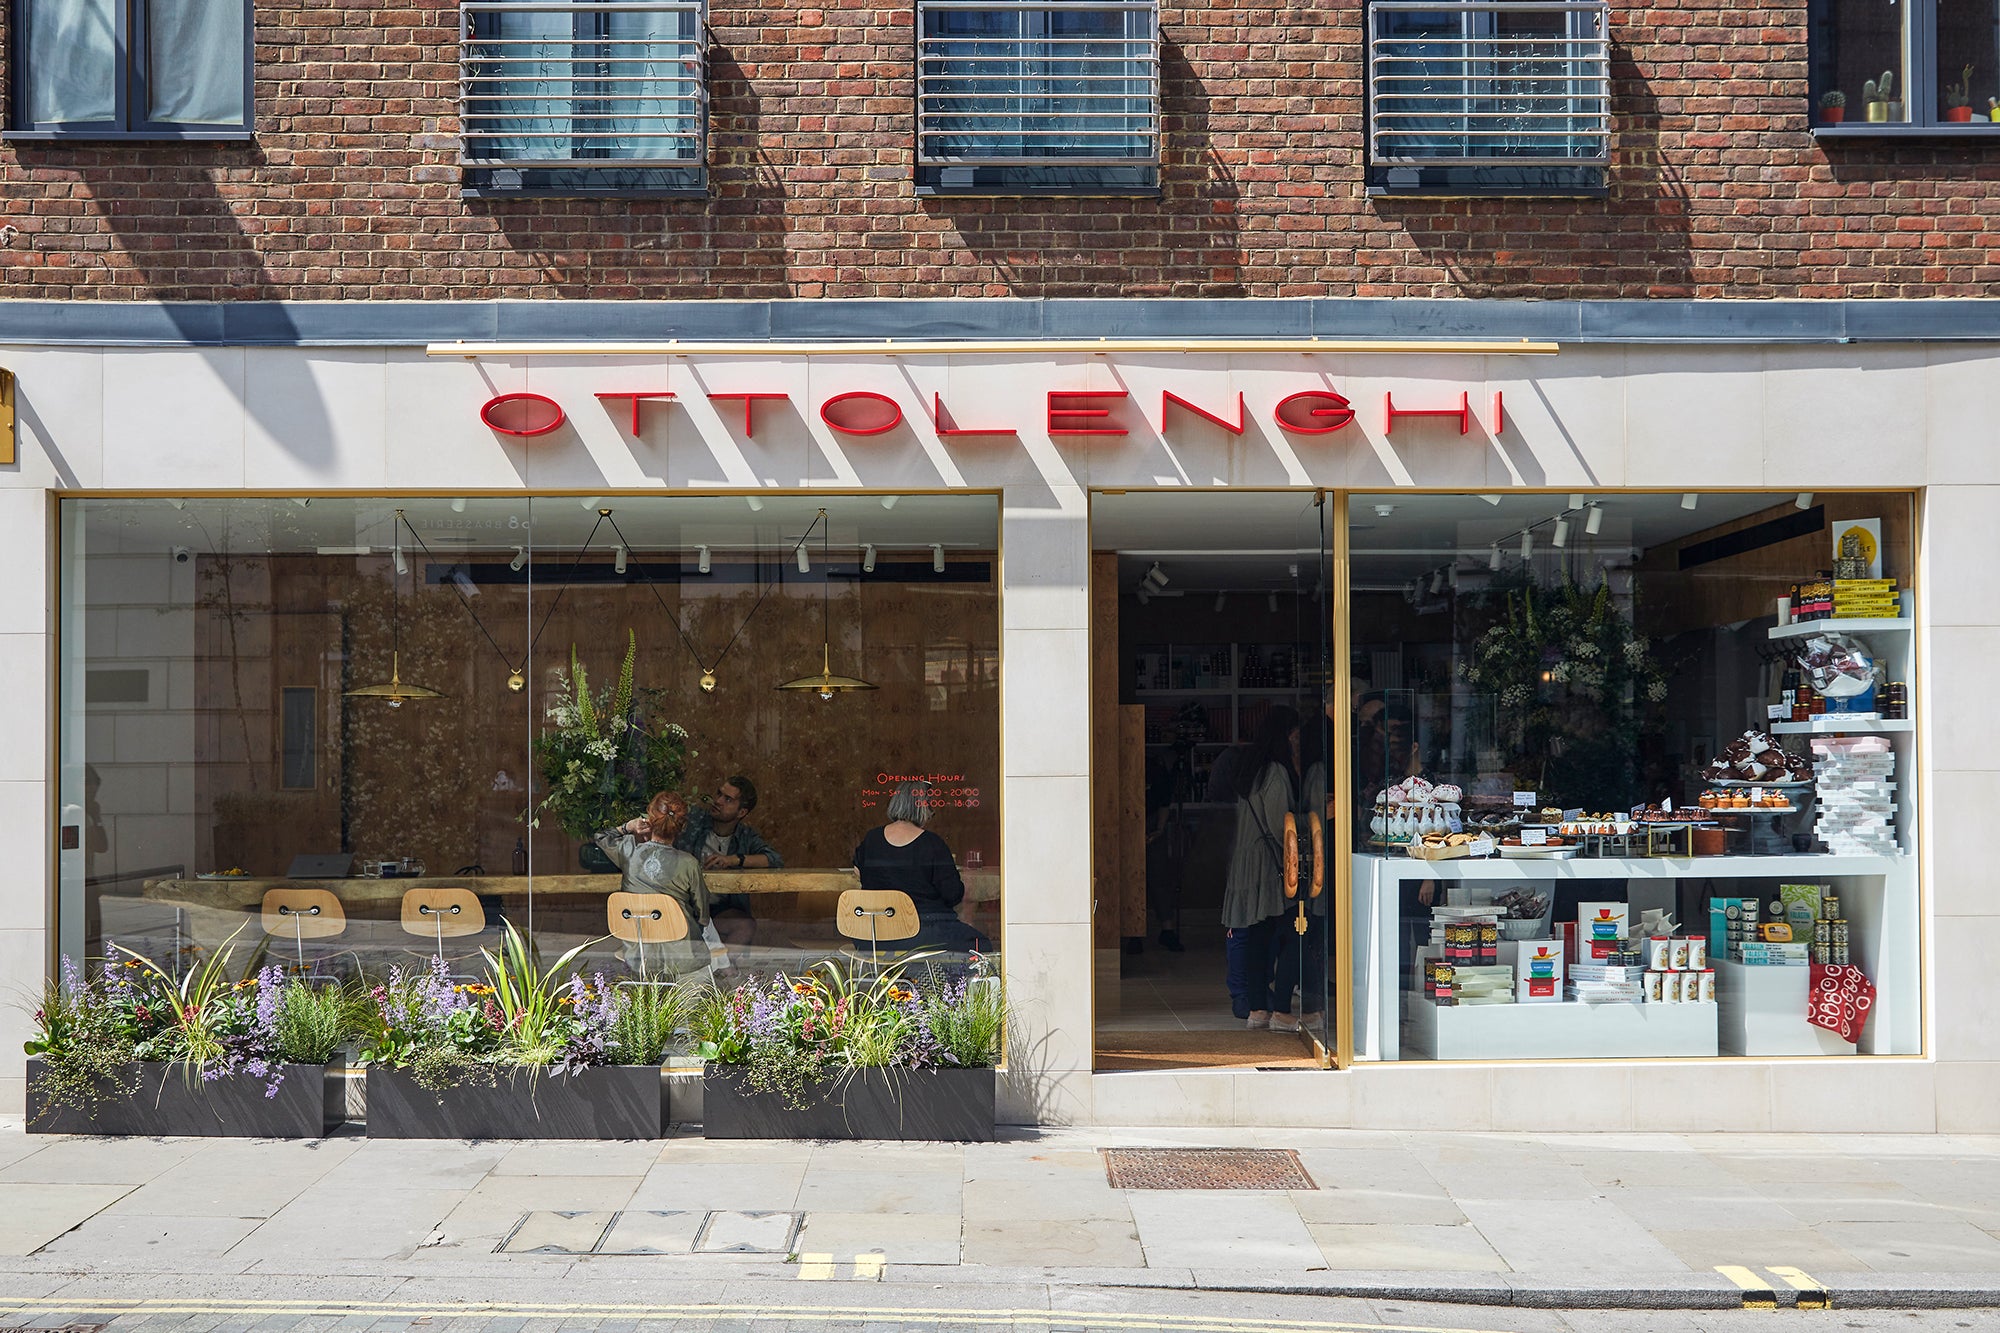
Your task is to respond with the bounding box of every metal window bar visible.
[461,0,707,170]
[1367,0,1610,168]
[917,0,1160,168]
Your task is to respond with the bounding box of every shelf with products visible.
[1131,641,1317,753]
[1770,717,1913,735]
[1769,617,1912,641]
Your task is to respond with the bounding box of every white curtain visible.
[146,0,246,124]
[25,0,116,125]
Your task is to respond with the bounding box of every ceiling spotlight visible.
[291,498,311,509]
[450,498,467,514]
[615,544,628,575]
[1520,530,1534,560]
[1796,492,1814,509]
[746,496,765,512]
[1552,518,1570,549]
[1585,505,1604,536]
[797,545,810,574]
[1569,494,1585,511]
[1373,504,1395,518]
[697,545,711,574]
[932,544,946,574]
[1479,495,1502,506]
[1267,591,1278,613]
[880,496,899,511]
[1682,492,1699,510]
[1214,591,1227,612]
[1490,545,1502,571]
[579,497,604,512]
[508,546,527,572]
[1144,563,1169,590]
[1136,587,1151,606]
[1429,570,1444,594]
[167,500,186,511]
[863,544,877,573]
[393,542,408,576]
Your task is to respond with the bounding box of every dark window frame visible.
[6,0,255,141]
[1809,0,2000,138]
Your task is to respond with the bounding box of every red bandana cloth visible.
[1807,963,1875,1044]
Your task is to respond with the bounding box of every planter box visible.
[365,1064,665,1139]
[25,1055,345,1137]
[702,1065,995,1141]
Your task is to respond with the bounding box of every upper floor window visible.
[916,0,1159,195]
[1365,0,1610,195]
[460,0,707,196]
[1809,0,2000,133]
[7,0,251,139]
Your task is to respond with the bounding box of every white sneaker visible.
[1246,1011,1270,1029]
[1269,1012,1301,1033]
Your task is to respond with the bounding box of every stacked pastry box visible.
[1810,735,1899,855]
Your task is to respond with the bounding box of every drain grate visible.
[1102,1147,1316,1191]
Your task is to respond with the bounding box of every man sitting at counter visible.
[676,773,783,947]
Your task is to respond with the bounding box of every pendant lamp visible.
[777,508,877,700]
[346,509,444,707]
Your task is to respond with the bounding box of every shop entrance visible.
[1090,491,1336,1071]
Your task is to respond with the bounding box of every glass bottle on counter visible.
[512,837,528,876]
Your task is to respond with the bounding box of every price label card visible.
[1522,828,1549,846]
[1562,807,1583,823]
[1767,704,1791,721]
[1513,790,1537,808]
[1469,835,1497,857]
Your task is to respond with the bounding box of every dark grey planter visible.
[25,1055,346,1137]
[701,1065,995,1141]
[364,1064,665,1139]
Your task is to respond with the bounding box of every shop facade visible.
[3,298,1996,1132]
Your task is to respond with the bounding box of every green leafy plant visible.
[1947,64,1974,108]
[22,959,140,1118]
[274,982,366,1065]
[532,631,694,842]
[481,920,602,1066]
[112,927,254,1072]
[1818,90,1845,109]
[609,981,701,1065]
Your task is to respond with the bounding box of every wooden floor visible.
[1095,924,1327,1071]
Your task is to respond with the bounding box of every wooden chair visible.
[607,891,690,980]
[261,888,346,971]
[400,886,486,976]
[836,888,920,973]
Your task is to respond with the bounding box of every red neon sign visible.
[595,390,675,434]
[819,390,904,436]
[480,392,566,437]
[1048,390,1129,437]
[708,391,790,437]
[1273,390,1355,435]
[1160,390,1246,435]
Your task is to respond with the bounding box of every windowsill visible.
[914,185,1163,198]
[461,188,710,200]
[1812,122,2000,139]
[1367,185,1609,199]
[3,129,254,143]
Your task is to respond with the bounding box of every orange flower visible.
[791,982,815,996]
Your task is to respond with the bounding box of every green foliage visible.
[273,983,366,1066]
[921,974,1005,1068]
[533,634,693,842]
[22,961,140,1120]
[112,926,252,1071]
[609,981,699,1066]
[480,920,600,1062]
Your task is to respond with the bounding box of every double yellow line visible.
[1716,1265,1832,1309]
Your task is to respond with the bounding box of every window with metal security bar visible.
[916,0,1160,195]
[1366,0,1610,196]
[461,0,706,197]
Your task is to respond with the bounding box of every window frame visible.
[1809,0,2000,138]
[458,0,710,199]
[6,0,255,142]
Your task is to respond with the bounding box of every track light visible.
[932,544,946,574]
[1520,530,1534,560]
[291,498,311,509]
[1373,504,1395,518]
[509,546,527,573]
[746,496,764,513]
[394,542,407,576]
[1585,505,1604,536]
[863,544,876,573]
[1569,494,1585,511]
[1214,591,1226,612]
[1430,570,1444,594]
[798,546,810,574]
[1479,495,1501,506]
[579,497,604,512]
[1137,587,1151,606]
[1490,545,1502,571]
[697,545,711,574]
[449,498,466,514]
[615,545,628,575]
[880,496,898,511]
[1682,493,1699,510]
[1144,563,1169,590]
[1552,518,1569,549]
[1796,492,1814,509]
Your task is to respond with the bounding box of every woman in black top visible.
[853,780,992,954]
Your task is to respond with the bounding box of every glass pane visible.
[1820,0,1908,122]
[23,0,116,125]
[1936,0,2000,122]
[146,0,246,125]
[1347,492,1920,1062]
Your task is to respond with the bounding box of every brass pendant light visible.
[345,509,444,706]
[777,508,877,700]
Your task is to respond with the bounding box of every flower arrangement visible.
[692,957,1003,1110]
[1458,574,1670,808]
[358,921,695,1090]
[24,936,366,1119]
[533,631,693,843]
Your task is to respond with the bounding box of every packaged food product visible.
[1686,935,1707,970]
[1646,971,1668,1003]
[1648,935,1673,971]
[1697,969,1715,1003]
[1670,938,1691,970]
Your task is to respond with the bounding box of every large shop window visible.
[1810,0,2000,131]
[8,0,252,139]
[1350,492,1919,1062]
[916,0,1160,194]
[460,0,708,196]
[1365,0,1611,195]
[57,495,999,1003]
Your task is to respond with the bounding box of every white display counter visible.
[1714,959,1859,1056]
[1405,993,1719,1060]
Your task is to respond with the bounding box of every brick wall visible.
[0,0,1995,301]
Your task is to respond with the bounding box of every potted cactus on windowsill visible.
[1945,65,1975,121]
[1818,90,1846,124]
[1863,70,1901,122]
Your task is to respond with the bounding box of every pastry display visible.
[1700,730,1813,785]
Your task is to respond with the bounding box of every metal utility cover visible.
[1102,1147,1317,1191]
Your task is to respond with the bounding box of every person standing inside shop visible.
[677,774,783,947]
[596,792,712,977]
[1224,704,1302,1030]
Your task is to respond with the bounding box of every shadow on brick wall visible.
[919,41,1247,298]
[1369,48,1696,298]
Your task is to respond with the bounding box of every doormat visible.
[1102,1147,1316,1191]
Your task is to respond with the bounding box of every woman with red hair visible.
[595,792,712,975]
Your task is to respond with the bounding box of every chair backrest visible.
[836,889,920,944]
[399,887,486,939]
[261,888,345,939]
[608,892,690,944]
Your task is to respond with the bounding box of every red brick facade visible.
[0,0,1995,301]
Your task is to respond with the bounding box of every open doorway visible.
[1090,491,1334,1072]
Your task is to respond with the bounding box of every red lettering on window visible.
[1048,390,1129,436]
[480,392,566,438]
[1272,390,1355,435]
[1385,391,1471,436]
[708,391,790,437]
[819,390,904,436]
[1160,390,1246,435]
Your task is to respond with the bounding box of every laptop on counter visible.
[286,853,354,879]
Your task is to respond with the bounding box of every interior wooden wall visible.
[200,554,1001,878]
[1091,552,1124,951]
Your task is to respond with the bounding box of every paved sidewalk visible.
[6,1118,2000,1309]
